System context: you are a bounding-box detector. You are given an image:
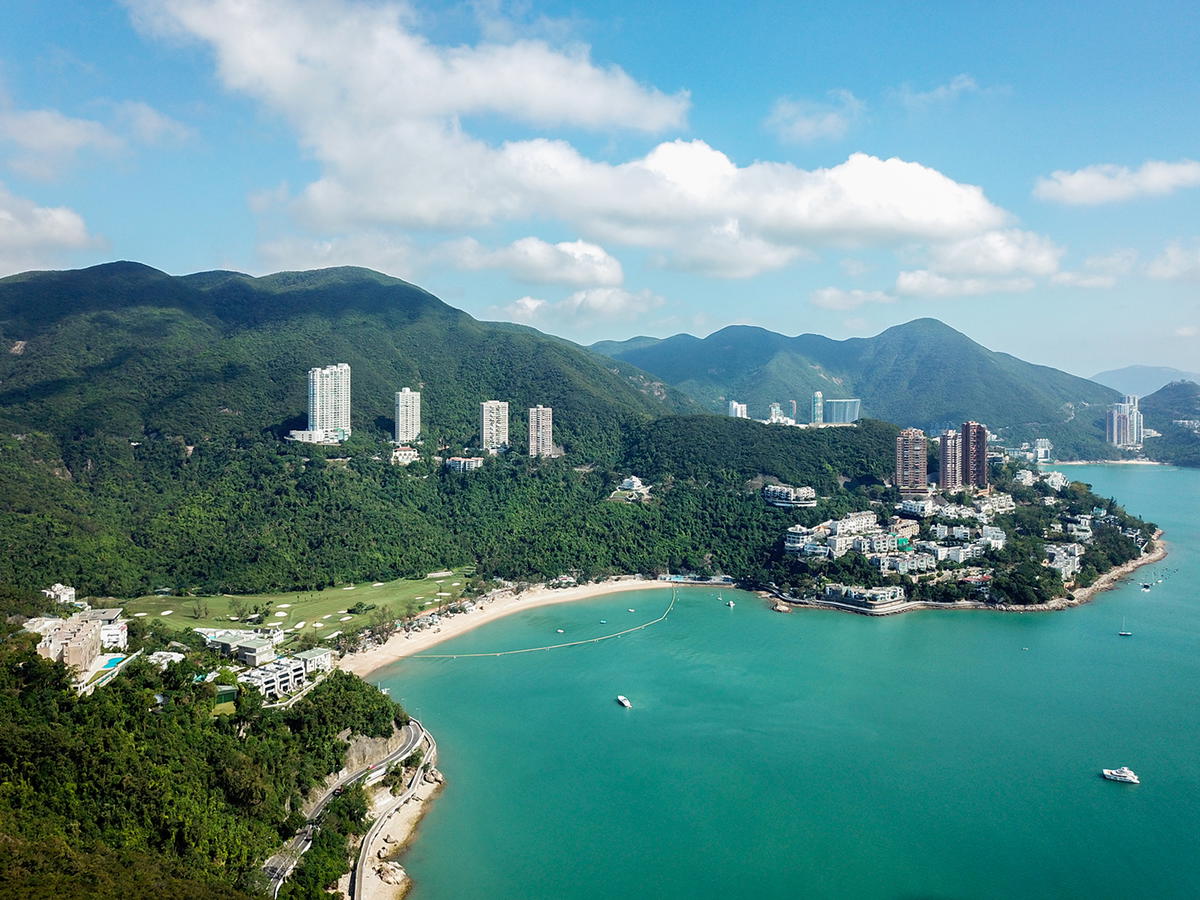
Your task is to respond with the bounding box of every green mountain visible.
[0,261,686,458]
[0,263,896,597]
[1141,380,1200,467]
[1091,365,1200,396]
[591,319,1120,457]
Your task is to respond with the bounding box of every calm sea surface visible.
[378,464,1200,899]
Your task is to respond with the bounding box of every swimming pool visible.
[101,656,125,669]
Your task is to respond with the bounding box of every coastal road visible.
[350,723,438,900]
[263,720,424,895]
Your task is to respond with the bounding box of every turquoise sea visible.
[379,464,1200,899]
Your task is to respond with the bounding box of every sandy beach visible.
[338,576,663,678]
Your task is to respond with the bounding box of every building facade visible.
[480,400,509,450]
[446,456,484,472]
[939,429,963,491]
[528,405,554,457]
[307,363,351,441]
[824,398,862,424]
[1105,395,1143,448]
[894,428,928,492]
[811,391,824,425]
[728,400,748,418]
[394,387,421,443]
[961,421,989,488]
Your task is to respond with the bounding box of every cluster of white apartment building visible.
[26,608,129,672]
[237,647,334,699]
[762,483,817,508]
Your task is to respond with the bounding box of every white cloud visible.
[129,0,1011,278]
[766,89,864,144]
[894,74,982,109]
[256,233,414,276]
[839,258,872,277]
[1051,250,1136,289]
[927,228,1063,276]
[1175,325,1197,338]
[501,295,548,322]
[895,270,1035,298]
[1147,239,1200,281]
[1034,159,1200,205]
[810,287,894,310]
[114,100,195,144]
[444,236,623,286]
[496,286,664,327]
[0,106,122,179]
[0,183,101,274]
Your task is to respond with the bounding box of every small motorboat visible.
[616,695,632,708]
[725,599,736,608]
[628,608,635,613]
[600,619,607,624]
[556,628,565,634]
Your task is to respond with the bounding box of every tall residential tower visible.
[894,428,928,493]
[961,421,989,489]
[938,429,963,491]
[528,405,554,457]
[290,363,351,443]
[811,391,824,425]
[480,400,509,451]
[394,387,421,443]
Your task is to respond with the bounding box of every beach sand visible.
[338,577,661,678]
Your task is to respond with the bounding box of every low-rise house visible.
[390,446,420,465]
[898,497,936,518]
[783,524,811,552]
[823,583,907,608]
[763,483,818,508]
[446,456,484,472]
[620,475,647,492]
[238,656,307,699]
[980,526,1007,550]
[236,638,276,667]
[1046,543,1085,580]
[889,518,921,539]
[1040,471,1070,491]
[41,583,77,605]
[294,647,334,676]
[147,651,186,670]
[853,532,899,554]
[78,608,128,649]
[829,511,878,536]
[1012,469,1036,486]
[946,544,984,564]
[36,618,102,671]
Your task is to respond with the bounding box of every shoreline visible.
[1050,459,1165,466]
[341,534,1171,678]
[338,576,663,678]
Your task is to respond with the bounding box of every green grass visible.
[120,567,474,647]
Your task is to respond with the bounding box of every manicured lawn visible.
[120,567,475,647]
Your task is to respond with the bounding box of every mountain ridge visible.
[590,318,1120,456]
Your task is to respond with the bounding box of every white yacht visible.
[1102,766,1140,784]
[726,599,735,608]
[616,695,632,708]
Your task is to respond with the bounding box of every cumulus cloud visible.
[0,106,122,179]
[0,183,101,274]
[810,287,894,310]
[444,236,623,286]
[1034,159,1200,205]
[497,286,664,327]
[894,74,982,109]
[256,232,414,276]
[894,270,1034,298]
[1147,239,1200,281]
[766,89,864,143]
[127,0,1011,278]
[927,228,1063,276]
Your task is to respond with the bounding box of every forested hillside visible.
[0,262,686,461]
[0,629,405,899]
[1141,380,1200,467]
[593,319,1119,458]
[0,415,896,596]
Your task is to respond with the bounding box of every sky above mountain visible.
[1,0,1197,374]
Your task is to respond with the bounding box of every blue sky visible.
[1,0,1197,376]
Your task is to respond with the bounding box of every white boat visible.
[1102,766,1140,784]
[1119,617,1132,637]
[628,608,635,613]
[556,628,564,634]
[616,695,632,708]
[726,599,735,608]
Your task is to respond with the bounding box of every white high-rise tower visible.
[528,405,554,457]
[394,387,421,443]
[304,363,351,441]
[811,391,824,425]
[480,400,509,451]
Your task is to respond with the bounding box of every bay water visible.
[379,464,1200,898]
